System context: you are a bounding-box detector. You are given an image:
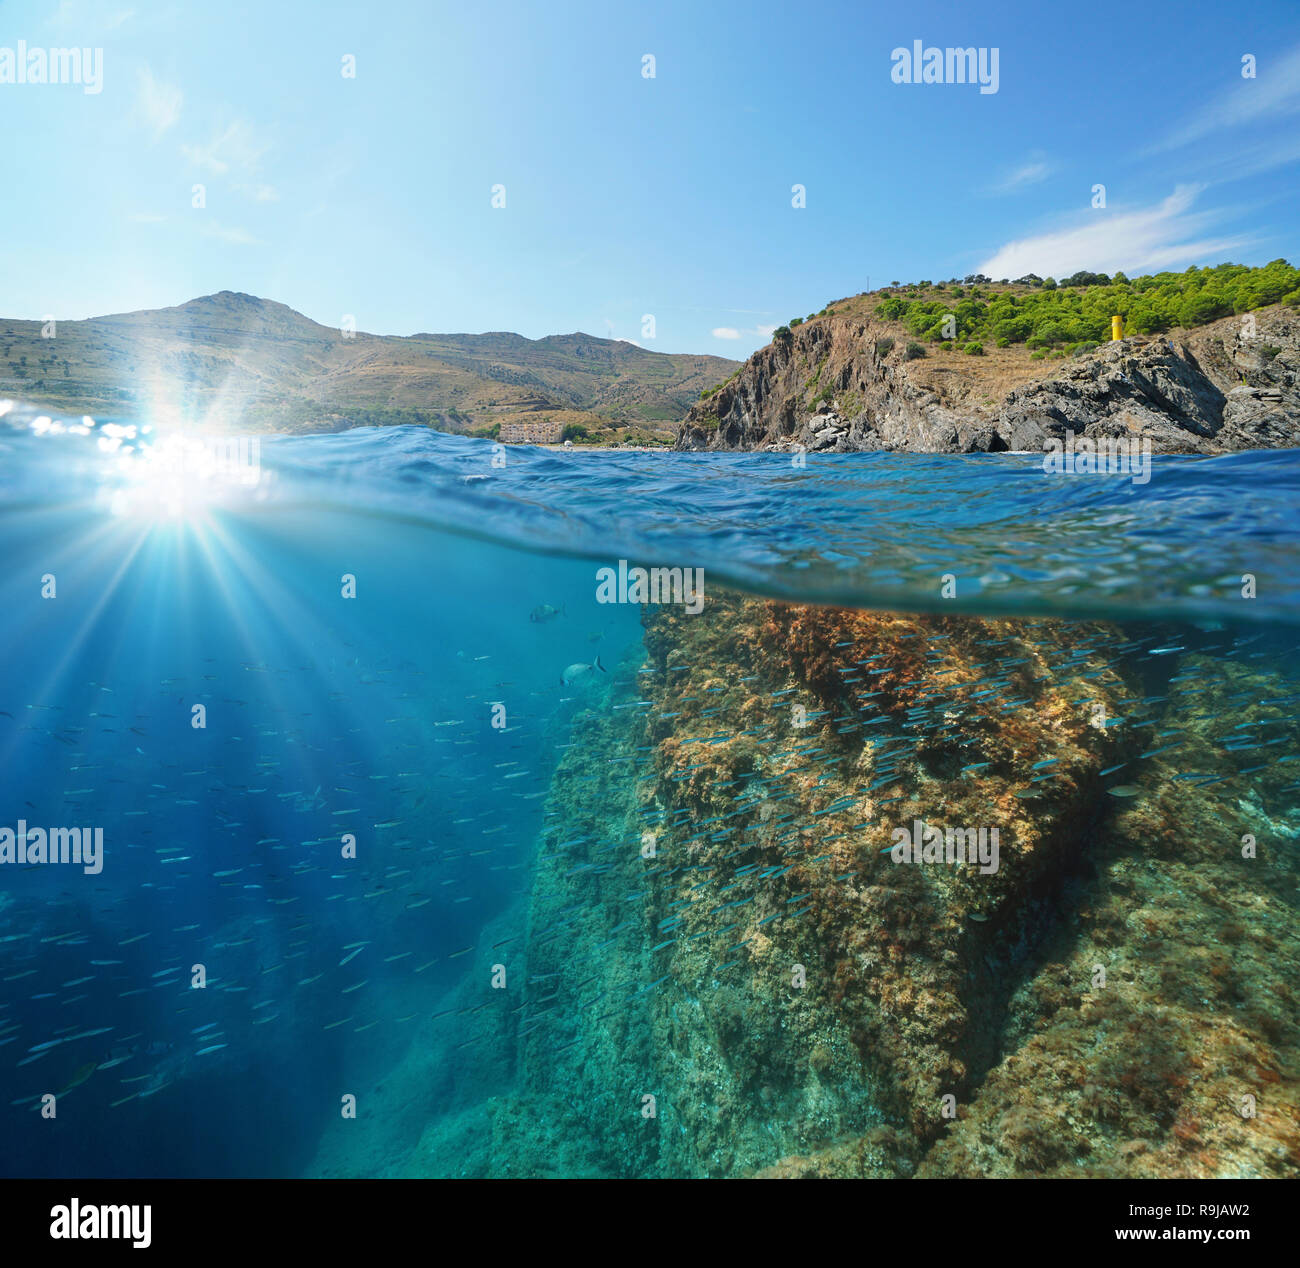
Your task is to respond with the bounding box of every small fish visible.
[59,1062,98,1093]
[1138,743,1183,759]
[1107,785,1144,798]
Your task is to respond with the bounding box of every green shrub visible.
[963,342,984,355]
[904,341,926,360]
[995,336,1010,348]
[1178,291,1232,327]
[874,336,895,357]
[1061,271,1111,287]
[868,261,1299,347]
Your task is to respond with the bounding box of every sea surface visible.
[1,407,1297,1178]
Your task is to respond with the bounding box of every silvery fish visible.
[560,655,605,686]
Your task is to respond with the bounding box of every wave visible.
[3,406,1298,625]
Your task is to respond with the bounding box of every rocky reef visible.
[309,595,1299,1178]
[677,306,1300,455]
[512,597,1297,1177]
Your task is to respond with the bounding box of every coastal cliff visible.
[677,306,1300,455]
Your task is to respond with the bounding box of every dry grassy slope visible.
[678,287,1299,453]
[0,291,738,436]
[827,282,1077,402]
[810,283,1293,407]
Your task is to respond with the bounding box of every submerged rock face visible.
[677,307,1300,454]
[310,596,1298,1179]
[499,596,1299,1178]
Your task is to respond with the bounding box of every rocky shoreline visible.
[677,306,1300,455]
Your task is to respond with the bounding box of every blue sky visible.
[2,0,1299,355]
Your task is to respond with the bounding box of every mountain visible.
[0,292,739,441]
[678,283,1300,454]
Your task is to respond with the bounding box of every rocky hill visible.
[0,292,739,440]
[677,301,1300,454]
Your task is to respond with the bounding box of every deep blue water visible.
[1,410,1297,1177]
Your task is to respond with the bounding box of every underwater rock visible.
[497,595,1299,1177]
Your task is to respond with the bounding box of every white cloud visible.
[182,120,269,176]
[993,153,1052,194]
[136,67,182,140]
[1183,131,1300,186]
[711,327,741,339]
[1160,43,1300,150]
[236,183,280,202]
[755,324,777,337]
[977,185,1250,279]
[51,0,132,29]
[201,222,263,246]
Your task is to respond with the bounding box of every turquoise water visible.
[1,413,1297,1177]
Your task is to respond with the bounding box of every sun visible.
[102,428,264,522]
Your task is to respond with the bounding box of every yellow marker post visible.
[1111,315,1124,341]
